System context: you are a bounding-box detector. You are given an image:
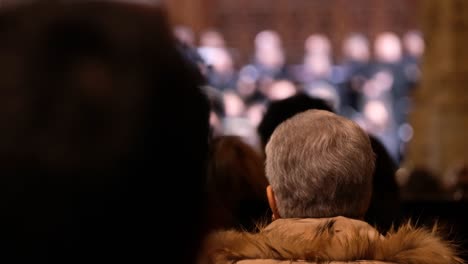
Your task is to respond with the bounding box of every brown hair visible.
[206,136,270,231]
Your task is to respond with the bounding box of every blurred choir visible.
[175,27,424,164]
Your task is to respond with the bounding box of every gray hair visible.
[265,110,375,219]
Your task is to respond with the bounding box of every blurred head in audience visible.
[265,79,297,101]
[403,30,425,59]
[0,1,209,262]
[254,30,285,69]
[255,30,282,48]
[212,48,235,74]
[199,47,234,75]
[258,94,333,149]
[200,29,226,48]
[362,100,391,131]
[198,46,236,90]
[174,25,195,47]
[205,136,270,232]
[265,110,375,219]
[304,82,340,112]
[343,33,370,63]
[305,34,332,56]
[304,53,332,78]
[375,32,402,63]
[223,91,245,117]
[236,65,258,98]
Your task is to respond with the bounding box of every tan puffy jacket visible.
[199,216,463,264]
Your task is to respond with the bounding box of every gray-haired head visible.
[265,110,375,219]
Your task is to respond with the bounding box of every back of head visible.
[265,110,374,219]
[206,136,269,231]
[258,93,333,149]
[0,1,209,262]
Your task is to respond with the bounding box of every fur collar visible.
[199,216,464,264]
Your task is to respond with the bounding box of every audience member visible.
[339,33,372,116]
[237,30,288,105]
[204,136,270,232]
[200,110,462,264]
[257,93,333,149]
[357,32,407,162]
[200,29,226,48]
[304,34,332,56]
[174,25,196,47]
[401,30,424,84]
[257,94,401,231]
[0,1,210,262]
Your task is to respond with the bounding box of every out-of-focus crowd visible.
[175,27,424,164]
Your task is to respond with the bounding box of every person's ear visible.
[266,185,280,220]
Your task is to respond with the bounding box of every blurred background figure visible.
[293,34,333,83]
[204,136,270,232]
[403,30,425,62]
[337,33,372,117]
[264,79,297,101]
[302,53,334,82]
[303,77,340,112]
[253,30,287,80]
[199,45,238,91]
[223,91,246,118]
[443,162,468,201]
[237,30,288,104]
[355,32,409,163]
[200,29,226,48]
[296,34,340,111]
[174,25,196,47]
[343,33,371,63]
[220,91,261,147]
[198,29,238,91]
[402,30,424,85]
[374,32,403,64]
[240,79,298,139]
[257,94,333,150]
[304,33,332,56]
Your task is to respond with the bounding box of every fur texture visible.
[199,217,464,264]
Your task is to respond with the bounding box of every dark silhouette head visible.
[0,1,209,262]
[257,93,333,149]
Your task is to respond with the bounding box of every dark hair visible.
[0,1,209,262]
[365,136,401,233]
[205,136,270,231]
[257,93,333,149]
